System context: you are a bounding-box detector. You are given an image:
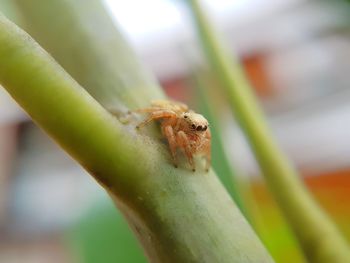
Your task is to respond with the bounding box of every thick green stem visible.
[0,0,22,23]
[188,0,350,262]
[14,0,164,110]
[0,11,273,263]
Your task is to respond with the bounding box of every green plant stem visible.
[193,73,246,212]
[187,0,350,262]
[193,72,270,237]
[0,11,273,263]
[14,0,164,111]
[0,0,22,24]
[193,71,274,254]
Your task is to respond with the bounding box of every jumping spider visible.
[134,100,211,172]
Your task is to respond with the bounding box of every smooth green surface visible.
[15,0,163,111]
[0,0,21,23]
[0,9,273,263]
[187,0,350,262]
[14,1,157,262]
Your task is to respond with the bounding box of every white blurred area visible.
[1,0,350,261]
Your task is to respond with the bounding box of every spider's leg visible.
[163,125,178,167]
[151,100,189,113]
[203,130,211,172]
[133,107,162,113]
[177,131,195,172]
[136,110,176,129]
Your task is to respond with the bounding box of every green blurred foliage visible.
[69,196,146,263]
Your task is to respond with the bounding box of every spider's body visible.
[135,100,211,171]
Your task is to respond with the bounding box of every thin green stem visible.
[193,73,246,213]
[0,11,273,263]
[187,1,350,262]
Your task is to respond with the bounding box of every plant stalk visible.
[0,9,273,263]
[187,0,350,262]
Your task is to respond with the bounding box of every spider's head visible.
[182,111,209,132]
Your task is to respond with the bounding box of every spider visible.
[134,100,211,172]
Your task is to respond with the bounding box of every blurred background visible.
[1,0,350,262]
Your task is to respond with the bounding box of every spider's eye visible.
[203,126,207,131]
[184,115,188,119]
[196,126,202,131]
[191,124,196,129]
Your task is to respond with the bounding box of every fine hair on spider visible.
[134,100,211,172]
